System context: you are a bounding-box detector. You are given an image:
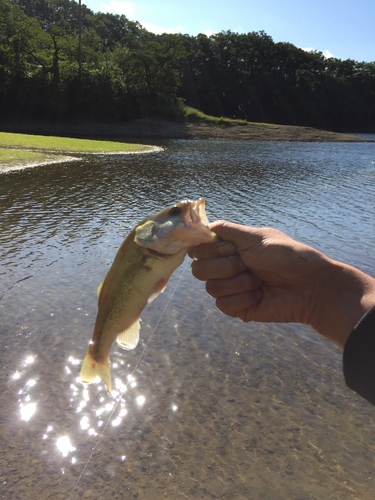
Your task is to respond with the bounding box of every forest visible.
[1,0,374,131]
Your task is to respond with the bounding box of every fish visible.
[79,198,218,392]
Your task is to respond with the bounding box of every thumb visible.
[209,220,263,251]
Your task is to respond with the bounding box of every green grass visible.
[0,149,46,162]
[185,106,278,129]
[0,132,152,154]
[0,149,74,171]
[0,148,74,171]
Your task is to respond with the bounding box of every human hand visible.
[189,221,375,348]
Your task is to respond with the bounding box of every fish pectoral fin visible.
[97,280,104,299]
[147,280,168,304]
[116,319,140,350]
[80,349,112,393]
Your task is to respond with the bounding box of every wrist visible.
[308,256,375,348]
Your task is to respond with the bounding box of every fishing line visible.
[68,258,190,499]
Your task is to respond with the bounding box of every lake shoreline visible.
[1,119,373,143]
[0,154,80,173]
[0,133,162,172]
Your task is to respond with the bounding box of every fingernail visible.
[188,249,197,259]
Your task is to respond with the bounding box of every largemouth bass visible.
[80,198,217,392]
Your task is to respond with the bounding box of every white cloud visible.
[323,49,334,59]
[97,3,217,39]
[140,22,185,35]
[301,47,335,59]
[100,0,136,17]
[201,29,217,37]
[142,25,217,37]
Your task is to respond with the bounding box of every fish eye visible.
[170,206,182,216]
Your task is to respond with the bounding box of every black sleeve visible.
[343,305,375,405]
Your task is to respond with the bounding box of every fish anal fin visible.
[116,319,140,350]
[80,349,112,393]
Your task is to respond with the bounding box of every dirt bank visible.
[0,154,79,173]
[1,119,373,142]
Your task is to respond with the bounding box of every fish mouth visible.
[180,198,218,242]
[189,198,210,226]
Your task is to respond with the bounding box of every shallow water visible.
[0,140,375,500]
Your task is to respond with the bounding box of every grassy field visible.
[0,149,48,162]
[0,132,152,154]
[0,132,158,171]
[0,148,79,172]
[185,106,279,129]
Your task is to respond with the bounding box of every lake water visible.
[0,139,374,500]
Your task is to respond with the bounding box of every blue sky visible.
[85,0,375,62]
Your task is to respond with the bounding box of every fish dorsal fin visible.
[97,280,104,299]
[116,319,141,350]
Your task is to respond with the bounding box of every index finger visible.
[188,240,237,260]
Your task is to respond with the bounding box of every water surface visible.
[1,140,374,499]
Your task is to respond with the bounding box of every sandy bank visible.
[1,119,373,143]
[0,144,162,172]
[0,153,80,173]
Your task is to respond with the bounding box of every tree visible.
[1,0,374,128]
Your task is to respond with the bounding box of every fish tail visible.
[80,349,112,393]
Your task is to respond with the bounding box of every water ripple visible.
[1,140,375,499]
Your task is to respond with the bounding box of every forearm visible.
[307,256,375,348]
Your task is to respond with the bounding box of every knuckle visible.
[243,271,255,290]
[230,256,245,277]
